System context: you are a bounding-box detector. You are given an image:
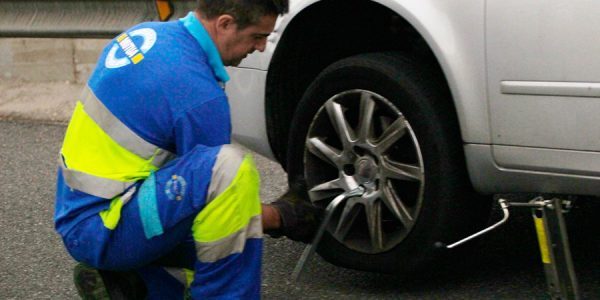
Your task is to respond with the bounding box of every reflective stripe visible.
[164,268,187,285]
[81,87,174,166]
[207,144,245,203]
[62,102,156,182]
[195,215,262,263]
[59,156,136,199]
[192,155,261,243]
[184,269,194,287]
[152,149,175,169]
[99,186,137,230]
[164,268,195,287]
[60,85,175,198]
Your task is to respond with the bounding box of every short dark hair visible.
[196,0,289,29]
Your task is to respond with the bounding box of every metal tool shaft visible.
[445,199,510,249]
[292,186,365,282]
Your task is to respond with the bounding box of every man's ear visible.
[215,14,237,33]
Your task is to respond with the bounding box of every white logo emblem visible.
[105,28,157,68]
[165,174,187,201]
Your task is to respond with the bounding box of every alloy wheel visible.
[304,89,425,254]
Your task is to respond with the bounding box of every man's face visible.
[217,14,277,66]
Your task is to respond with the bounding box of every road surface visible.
[0,120,598,299]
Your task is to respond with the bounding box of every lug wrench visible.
[292,186,365,282]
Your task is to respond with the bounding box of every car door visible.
[486,0,600,175]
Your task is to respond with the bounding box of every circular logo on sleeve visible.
[165,174,186,201]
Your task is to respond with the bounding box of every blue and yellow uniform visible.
[55,12,262,299]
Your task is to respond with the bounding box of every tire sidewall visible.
[287,53,470,274]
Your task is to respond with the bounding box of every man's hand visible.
[265,183,323,243]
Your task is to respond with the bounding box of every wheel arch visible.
[265,0,489,171]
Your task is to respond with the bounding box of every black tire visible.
[286,52,490,274]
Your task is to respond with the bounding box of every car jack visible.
[292,186,365,282]
[439,197,580,300]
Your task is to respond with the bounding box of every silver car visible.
[225,0,600,274]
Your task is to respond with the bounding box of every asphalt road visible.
[1,120,599,299]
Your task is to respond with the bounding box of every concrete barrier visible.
[0,38,109,83]
[0,38,110,122]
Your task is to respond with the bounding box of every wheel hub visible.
[355,156,377,184]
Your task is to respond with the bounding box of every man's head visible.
[196,0,289,66]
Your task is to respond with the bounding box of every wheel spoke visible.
[325,101,355,148]
[303,89,425,254]
[381,182,414,228]
[307,137,342,168]
[375,116,407,153]
[365,199,384,251]
[308,178,345,202]
[381,156,422,182]
[333,197,362,241]
[357,92,376,142]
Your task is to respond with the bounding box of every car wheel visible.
[286,52,490,274]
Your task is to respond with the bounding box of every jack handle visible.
[440,198,511,249]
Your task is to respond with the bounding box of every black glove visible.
[265,183,323,243]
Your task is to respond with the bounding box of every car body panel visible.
[484,0,600,186]
[226,0,600,196]
[370,0,490,144]
[226,67,276,159]
[466,144,600,195]
[230,0,491,153]
[486,0,600,152]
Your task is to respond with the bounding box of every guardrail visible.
[0,0,196,38]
